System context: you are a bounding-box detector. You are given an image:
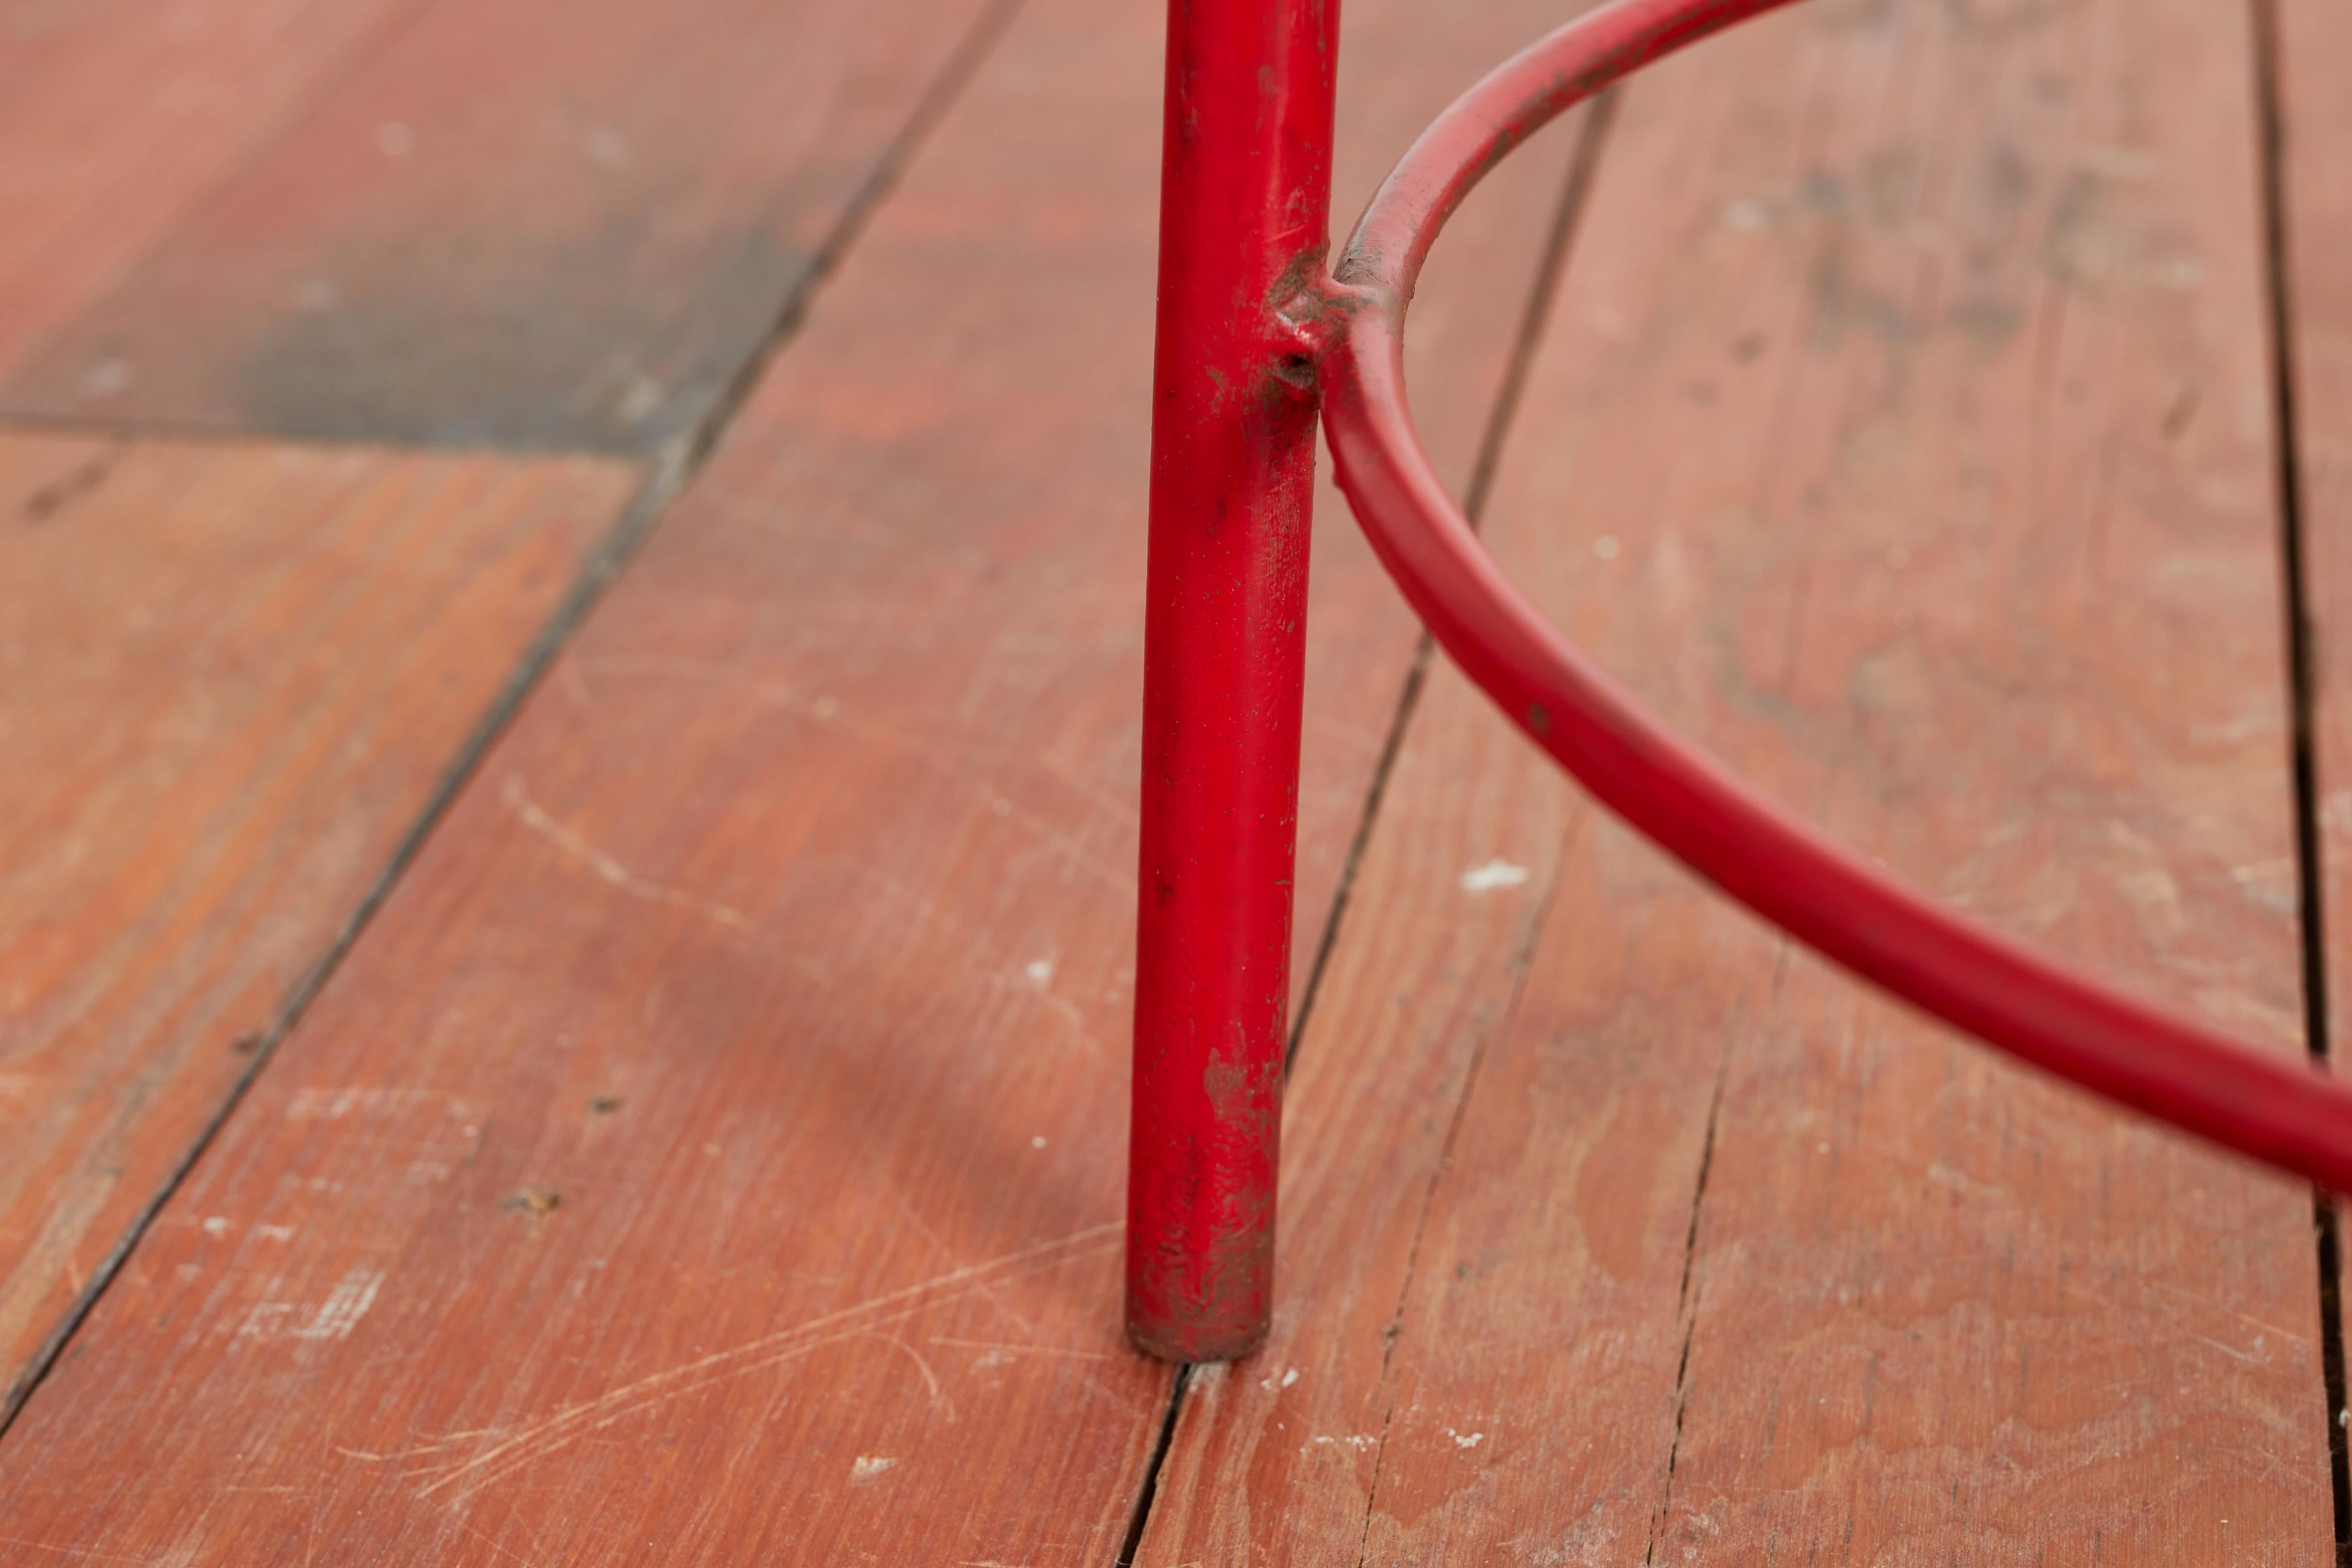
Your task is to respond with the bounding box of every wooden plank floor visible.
[0,0,1588,1560]
[0,435,637,1418]
[0,0,1008,450]
[1,0,2348,1561]
[0,0,428,383]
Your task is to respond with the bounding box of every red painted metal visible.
[1126,0,1340,1362]
[1133,0,2352,1366]
[1316,0,2352,1192]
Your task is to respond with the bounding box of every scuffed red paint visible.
[1126,0,1339,1364]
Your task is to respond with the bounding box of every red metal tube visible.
[1127,0,1341,1361]
[1318,0,2352,1192]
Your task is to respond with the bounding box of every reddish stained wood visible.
[0,0,427,386]
[0,0,1015,453]
[1141,0,2332,1562]
[0,0,1588,1558]
[0,433,636,1414]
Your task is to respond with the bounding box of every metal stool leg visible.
[1126,0,1340,1364]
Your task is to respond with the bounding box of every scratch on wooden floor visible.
[926,1335,1119,1362]
[992,964,1103,1054]
[457,1520,540,1567]
[863,1330,955,1421]
[501,775,751,932]
[885,1196,1136,1417]
[1036,749,1138,830]
[365,1222,1119,1503]
[0,1537,157,1565]
[2185,1332,2270,1367]
[2146,1281,2308,1347]
[569,653,1135,893]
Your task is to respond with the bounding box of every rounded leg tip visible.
[1126,1316,1269,1365]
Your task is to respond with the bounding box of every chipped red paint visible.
[1126,0,1338,1362]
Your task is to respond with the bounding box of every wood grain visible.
[0,0,1590,1558]
[0,0,1009,453]
[0,0,421,385]
[1140,0,2334,1562]
[0,433,636,1416]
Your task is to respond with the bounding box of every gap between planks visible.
[0,0,1029,1442]
[2251,0,2352,1551]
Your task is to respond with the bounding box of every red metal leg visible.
[1127,0,1340,1363]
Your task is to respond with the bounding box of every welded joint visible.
[1264,271,1375,399]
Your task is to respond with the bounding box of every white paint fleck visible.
[1311,1434,1378,1451]
[240,1302,295,1339]
[1282,1367,1299,1388]
[81,358,131,398]
[201,1216,232,1237]
[1445,1427,1486,1449]
[851,1455,897,1484]
[290,1268,384,1340]
[2323,790,2352,840]
[287,1086,450,1121]
[1025,960,1054,984]
[1030,1135,1047,1151]
[1460,859,1531,895]
[583,126,631,167]
[255,1224,295,1242]
[375,121,414,156]
[616,376,664,424]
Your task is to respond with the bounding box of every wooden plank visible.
[0,0,421,384]
[1139,0,2334,1562]
[0,0,1590,1558]
[2274,0,2352,1480]
[0,433,636,1415]
[0,0,1012,453]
